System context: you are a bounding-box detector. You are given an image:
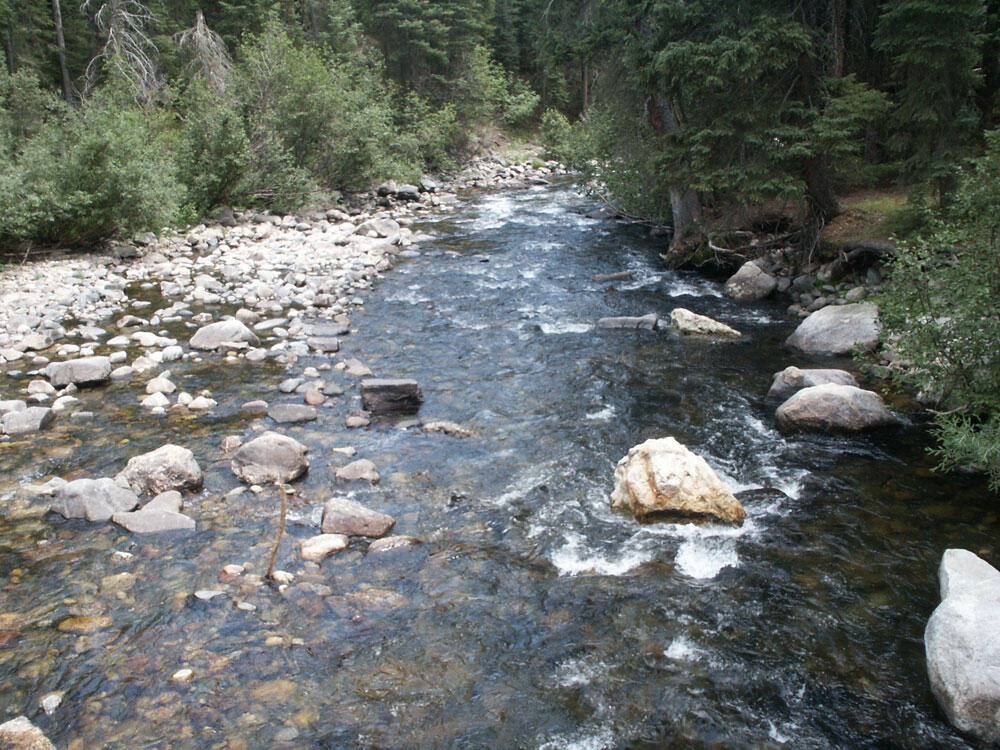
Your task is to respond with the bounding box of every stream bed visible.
[1,182,997,748]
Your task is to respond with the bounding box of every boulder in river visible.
[785,302,879,356]
[610,437,746,526]
[775,384,897,433]
[925,549,1000,746]
[360,378,423,415]
[51,477,139,522]
[2,406,55,436]
[112,508,195,533]
[321,496,395,537]
[723,261,777,301]
[335,458,380,484]
[230,431,308,484]
[0,716,56,750]
[766,366,859,402]
[115,444,203,495]
[45,356,112,387]
[669,308,741,339]
[189,319,260,350]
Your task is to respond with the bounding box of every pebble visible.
[194,589,225,601]
[40,692,63,714]
[170,668,194,682]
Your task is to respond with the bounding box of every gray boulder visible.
[45,356,112,387]
[115,444,203,495]
[267,404,318,424]
[230,431,308,484]
[112,508,195,533]
[0,400,26,416]
[360,378,423,415]
[51,477,139,522]
[321,496,394,537]
[775,384,897,433]
[785,302,879,356]
[2,406,55,436]
[925,549,1000,745]
[395,183,422,201]
[189,319,260,350]
[306,336,340,353]
[335,458,380,484]
[723,261,777,301]
[766,366,859,402]
[596,314,658,330]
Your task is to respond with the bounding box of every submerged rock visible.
[230,431,308,484]
[300,533,349,562]
[360,378,423,414]
[267,403,317,424]
[775,384,897,433]
[368,535,421,553]
[115,444,203,495]
[51,477,139,522]
[321,496,394,537]
[785,302,879,355]
[112,508,195,533]
[610,437,745,526]
[669,308,741,339]
[766,366,859,402]
[335,458,380,484]
[925,549,1000,745]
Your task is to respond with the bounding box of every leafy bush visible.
[878,130,1000,489]
[0,94,181,249]
[174,80,250,217]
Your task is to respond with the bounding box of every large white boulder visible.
[925,549,1000,745]
[610,437,746,526]
[189,319,260,350]
[45,356,112,387]
[775,384,897,433]
[785,302,879,355]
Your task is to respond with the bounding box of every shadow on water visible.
[0,183,996,748]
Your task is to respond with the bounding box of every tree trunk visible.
[4,29,15,75]
[647,93,702,250]
[51,0,73,102]
[830,0,847,78]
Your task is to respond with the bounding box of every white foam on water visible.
[550,532,656,577]
[585,405,616,422]
[663,635,702,661]
[552,656,607,688]
[674,537,740,579]
[666,277,725,298]
[538,725,616,750]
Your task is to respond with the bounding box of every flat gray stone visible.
[368,535,421,553]
[300,533,349,562]
[306,336,340,353]
[596,314,657,330]
[45,356,112,387]
[321,496,394,537]
[51,477,139,522]
[268,404,318,424]
[335,458,380,484]
[2,406,55,436]
[112,509,195,533]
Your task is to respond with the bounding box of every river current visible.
[1,182,997,748]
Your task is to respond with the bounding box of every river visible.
[1,181,996,748]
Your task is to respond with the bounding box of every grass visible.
[820,188,915,247]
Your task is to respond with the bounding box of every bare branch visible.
[174,9,232,94]
[81,0,161,102]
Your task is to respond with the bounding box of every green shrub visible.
[174,80,250,217]
[878,130,1000,489]
[0,95,181,249]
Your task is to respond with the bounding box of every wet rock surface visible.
[775,384,898,433]
[230,432,309,484]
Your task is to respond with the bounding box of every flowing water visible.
[1,182,997,748]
